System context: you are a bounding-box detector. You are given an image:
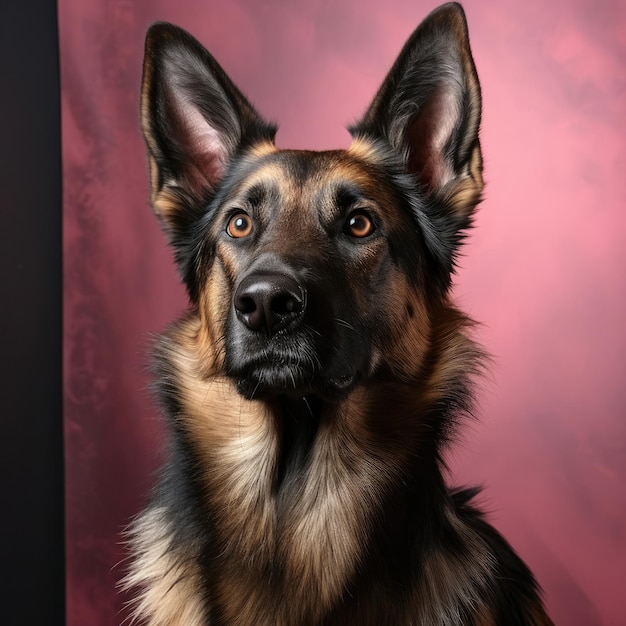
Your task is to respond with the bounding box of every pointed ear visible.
[350,3,482,222]
[141,23,276,239]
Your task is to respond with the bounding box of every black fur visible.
[127,4,553,625]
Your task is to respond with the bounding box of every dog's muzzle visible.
[226,266,361,400]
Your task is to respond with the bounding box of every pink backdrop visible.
[60,1,625,624]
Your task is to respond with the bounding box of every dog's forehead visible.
[227,142,389,217]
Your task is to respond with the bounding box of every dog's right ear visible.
[141,23,276,242]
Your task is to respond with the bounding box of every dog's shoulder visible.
[445,487,554,626]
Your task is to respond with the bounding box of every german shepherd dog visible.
[126,3,553,624]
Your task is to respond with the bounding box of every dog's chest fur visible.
[127,318,499,626]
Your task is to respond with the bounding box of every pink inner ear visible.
[406,85,459,191]
[173,94,229,196]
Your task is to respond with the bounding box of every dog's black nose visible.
[234,273,305,335]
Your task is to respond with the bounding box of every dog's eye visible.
[226,212,253,238]
[345,213,375,238]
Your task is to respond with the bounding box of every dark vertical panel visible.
[0,1,64,625]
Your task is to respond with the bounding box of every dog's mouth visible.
[231,355,358,401]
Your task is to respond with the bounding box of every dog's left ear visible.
[350,3,482,224]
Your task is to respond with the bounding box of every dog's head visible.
[141,3,482,401]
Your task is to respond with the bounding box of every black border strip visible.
[0,1,65,623]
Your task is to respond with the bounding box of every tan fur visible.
[123,508,206,626]
[126,297,487,625]
[125,143,545,624]
[148,318,410,623]
[125,143,495,624]
[412,508,496,626]
[438,143,484,217]
[128,7,553,624]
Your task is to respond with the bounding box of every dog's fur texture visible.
[125,4,553,625]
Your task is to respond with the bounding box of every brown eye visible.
[226,212,253,238]
[345,213,375,238]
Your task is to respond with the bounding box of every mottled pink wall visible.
[60,0,625,624]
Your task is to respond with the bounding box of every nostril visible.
[272,292,302,315]
[235,295,256,315]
